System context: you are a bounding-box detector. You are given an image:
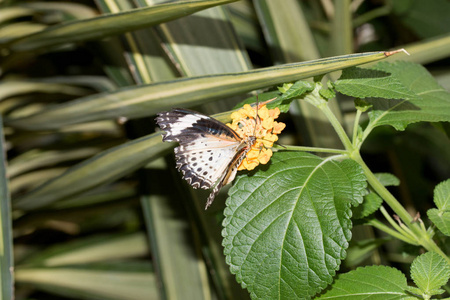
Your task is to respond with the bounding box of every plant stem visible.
[314,96,450,264]
[354,151,413,224]
[353,151,450,265]
[379,206,419,244]
[320,104,354,151]
[272,144,347,154]
[352,109,362,147]
[365,219,415,245]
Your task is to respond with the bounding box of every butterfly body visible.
[156,108,256,209]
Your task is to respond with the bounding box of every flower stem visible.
[273,144,347,155]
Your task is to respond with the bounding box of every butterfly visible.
[156,108,257,209]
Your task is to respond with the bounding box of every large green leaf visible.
[7,51,403,130]
[5,0,238,52]
[14,132,171,210]
[222,152,366,299]
[317,266,411,299]
[364,61,450,133]
[0,117,14,300]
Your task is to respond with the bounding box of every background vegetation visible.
[1,0,449,299]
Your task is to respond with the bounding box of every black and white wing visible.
[156,108,243,194]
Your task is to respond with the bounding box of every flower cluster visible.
[227,104,286,171]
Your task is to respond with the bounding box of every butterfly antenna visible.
[274,141,287,149]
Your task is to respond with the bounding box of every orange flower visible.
[227,103,285,171]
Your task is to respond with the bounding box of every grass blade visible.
[142,192,211,300]
[331,0,353,55]
[20,233,148,267]
[254,0,343,148]
[0,116,14,300]
[14,132,171,210]
[143,0,250,76]
[7,51,406,130]
[6,0,239,52]
[15,262,157,300]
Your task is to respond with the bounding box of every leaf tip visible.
[384,48,410,57]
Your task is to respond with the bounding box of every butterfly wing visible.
[156,109,243,191]
[204,139,253,209]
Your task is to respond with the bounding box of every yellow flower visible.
[272,121,286,134]
[258,148,273,164]
[228,103,285,171]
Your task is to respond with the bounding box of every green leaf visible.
[404,286,424,297]
[7,52,400,130]
[335,67,415,100]
[271,80,315,112]
[375,172,400,186]
[222,152,367,299]
[278,80,315,101]
[317,266,411,299]
[428,179,450,236]
[410,252,450,297]
[365,61,450,132]
[6,0,239,52]
[427,209,450,236]
[319,87,336,100]
[353,192,383,219]
[0,117,14,300]
[433,179,450,211]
